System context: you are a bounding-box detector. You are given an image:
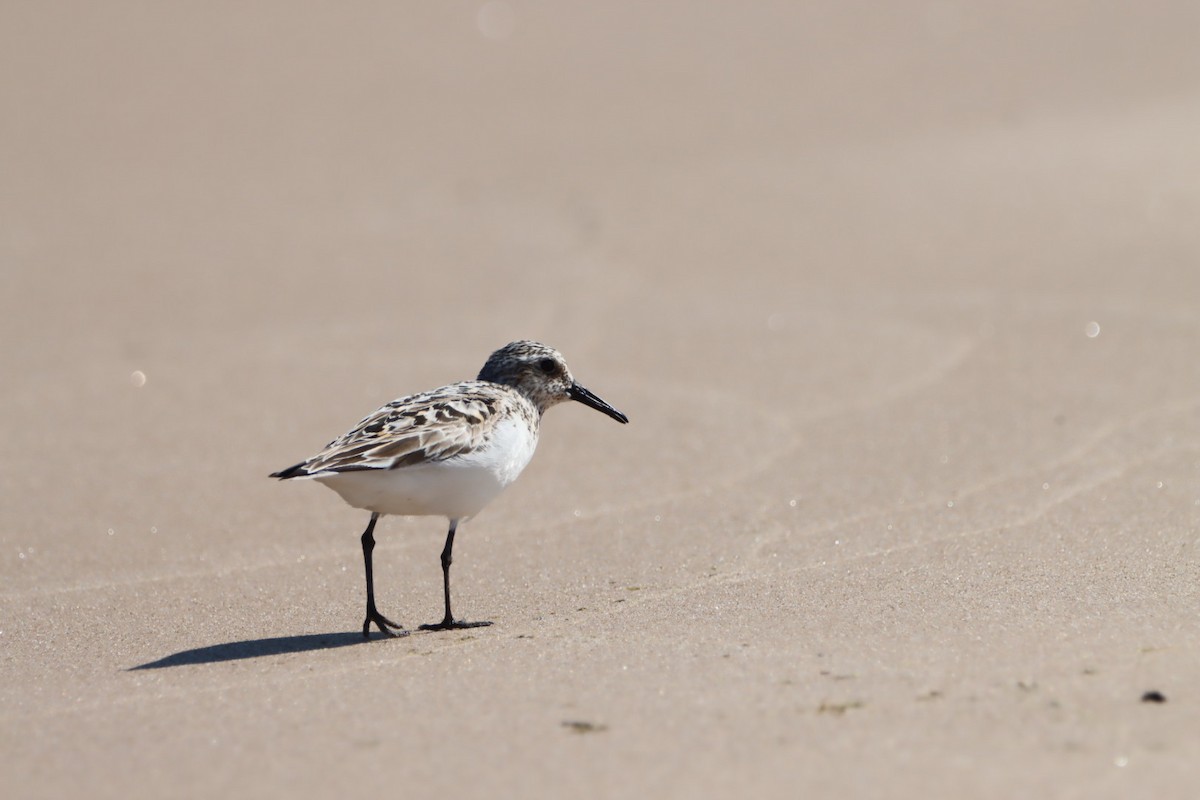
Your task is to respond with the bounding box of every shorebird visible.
[271,340,628,637]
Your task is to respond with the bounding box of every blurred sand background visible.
[3,1,1200,797]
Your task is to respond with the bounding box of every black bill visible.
[568,383,629,424]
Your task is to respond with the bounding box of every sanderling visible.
[271,340,628,637]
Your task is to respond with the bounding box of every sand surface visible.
[3,2,1200,797]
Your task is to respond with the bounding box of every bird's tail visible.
[269,461,311,480]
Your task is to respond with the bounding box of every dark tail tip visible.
[270,462,309,480]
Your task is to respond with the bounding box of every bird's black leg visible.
[361,513,406,638]
[419,519,492,631]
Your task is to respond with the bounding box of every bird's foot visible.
[419,619,493,632]
[363,608,408,639]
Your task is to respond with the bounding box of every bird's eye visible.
[537,357,557,374]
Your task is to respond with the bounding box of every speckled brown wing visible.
[291,382,510,475]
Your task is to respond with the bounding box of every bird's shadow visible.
[129,631,383,670]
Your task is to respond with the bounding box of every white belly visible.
[314,416,538,520]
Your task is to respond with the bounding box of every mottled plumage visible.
[271,340,628,636]
[299,384,520,471]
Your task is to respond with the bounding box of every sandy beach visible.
[3,2,1199,797]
